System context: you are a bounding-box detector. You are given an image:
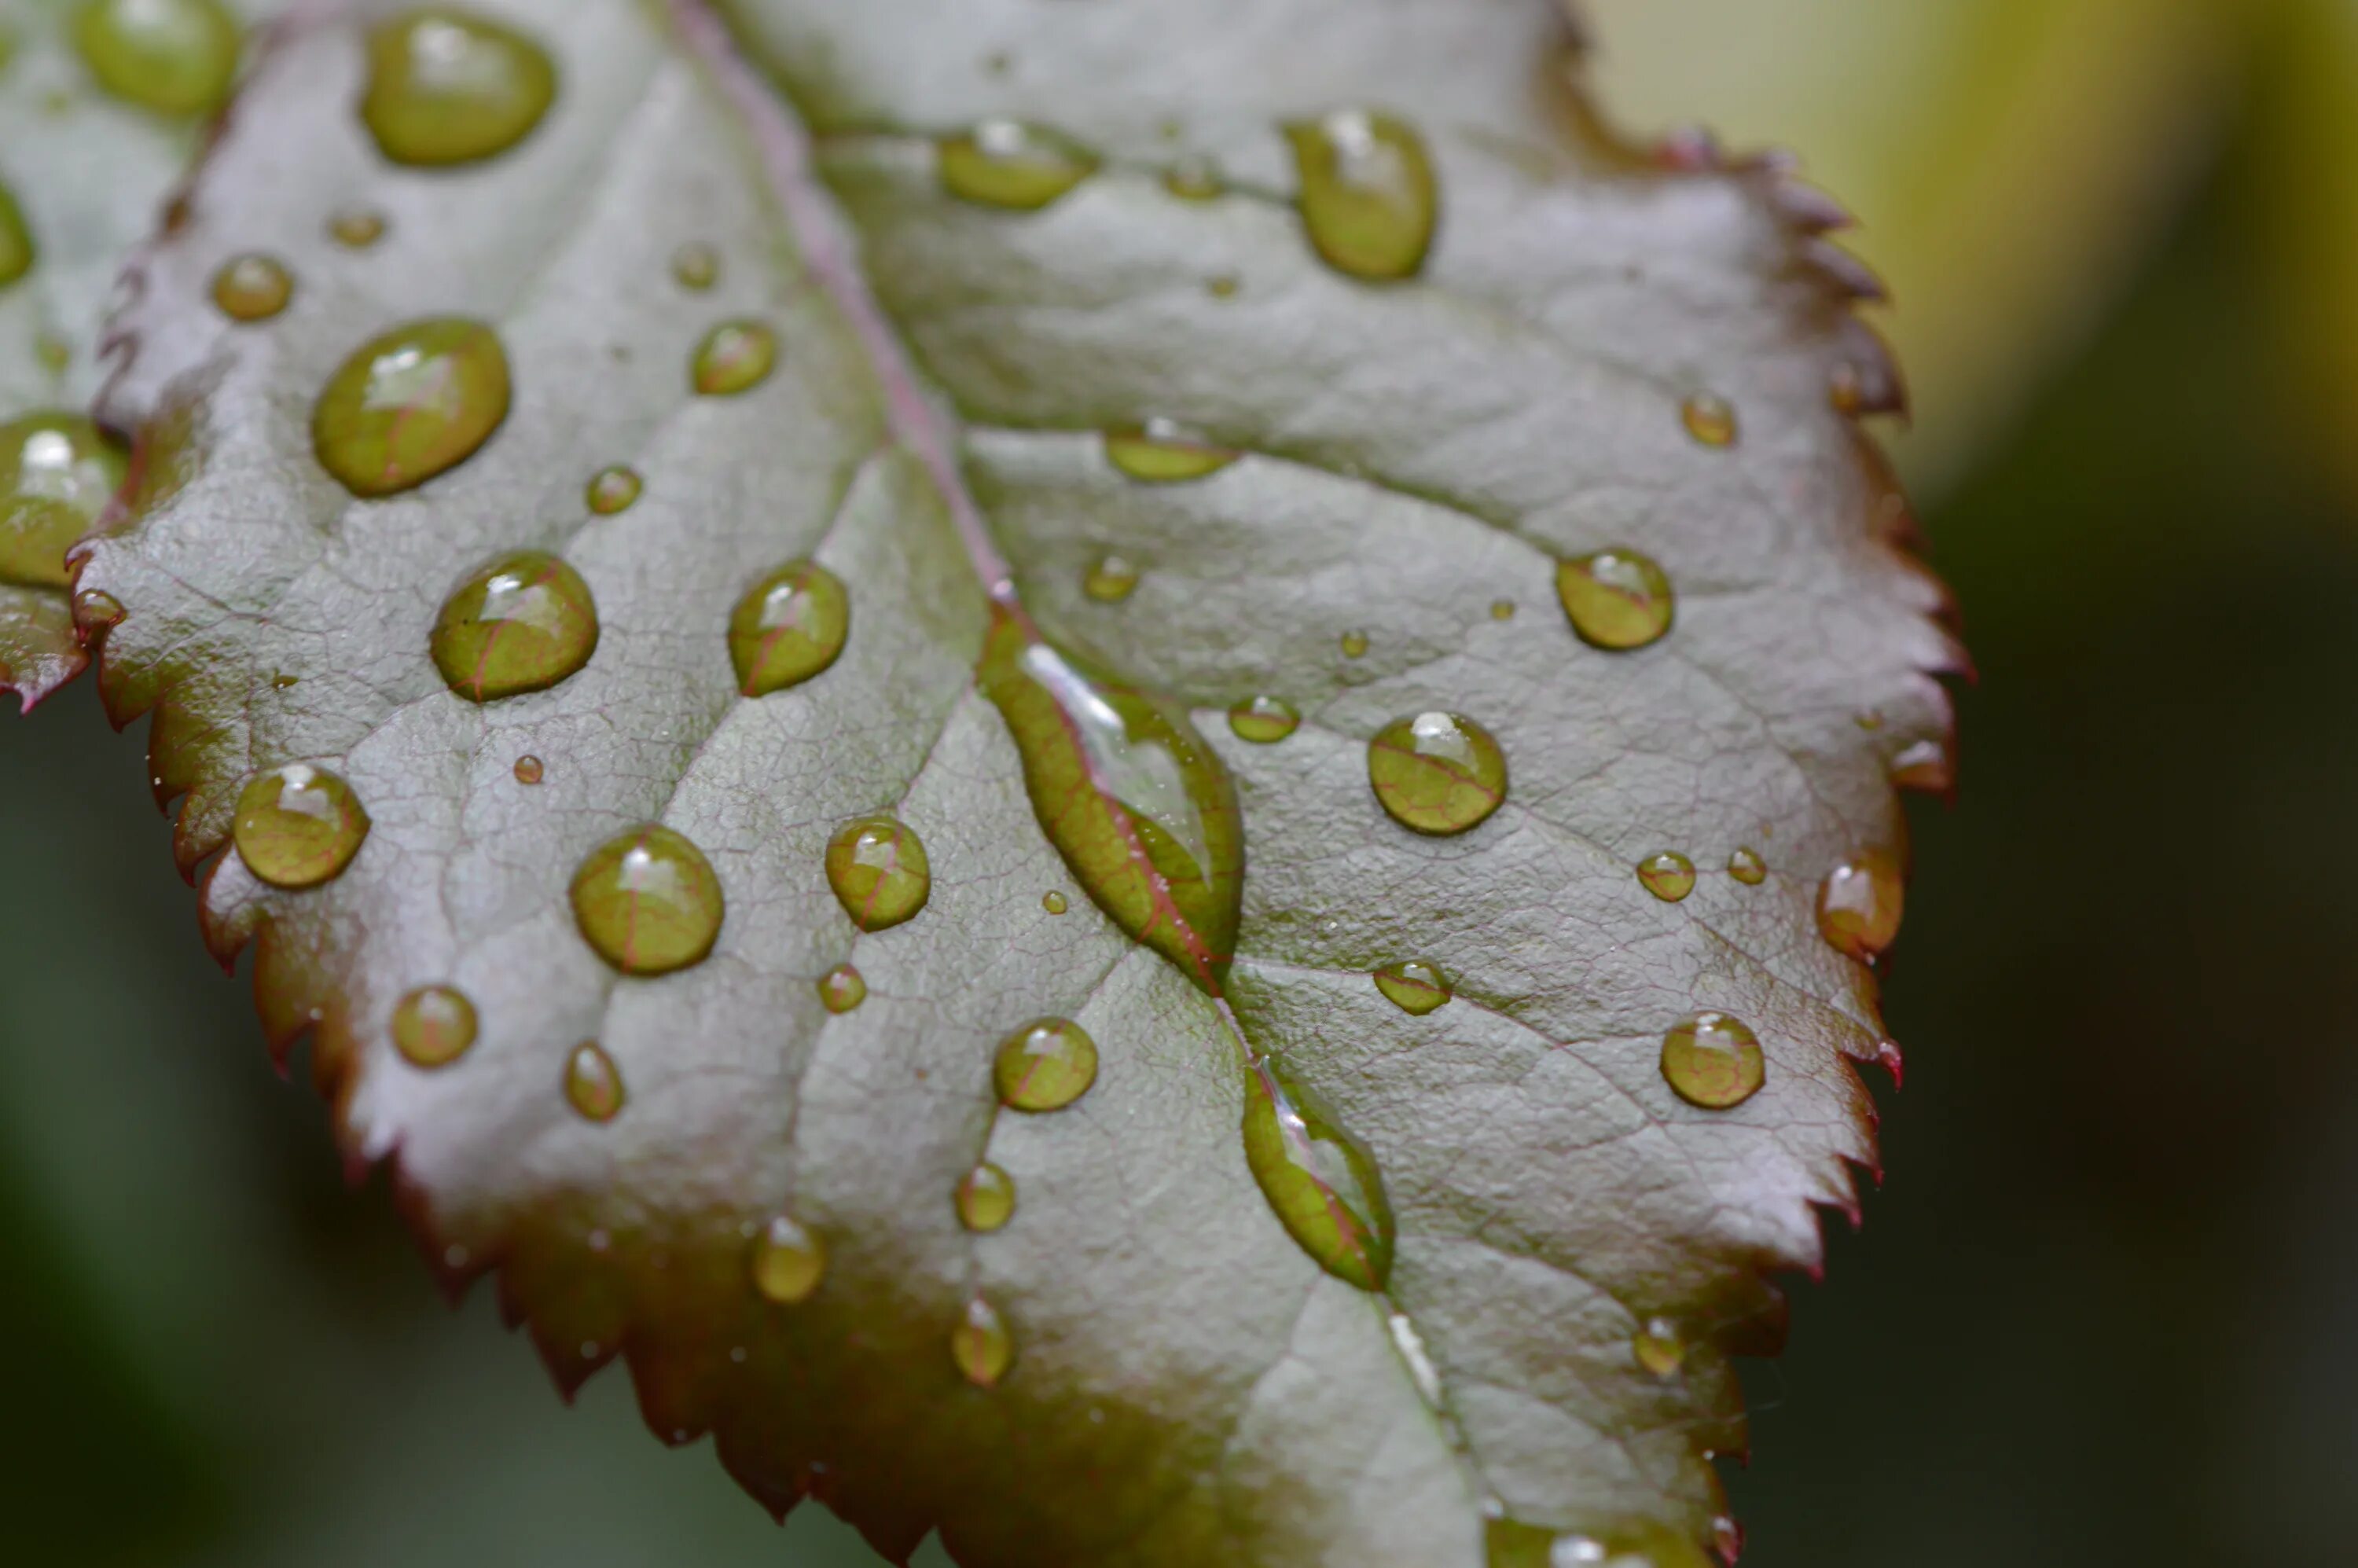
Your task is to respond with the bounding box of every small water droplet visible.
[1206,273,1240,299]
[431,550,599,701]
[1372,960,1451,1015]
[1557,549,1674,650]
[75,0,240,116]
[938,119,1096,210]
[313,318,510,497]
[210,253,293,321]
[512,754,544,784]
[392,984,476,1068]
[1287,109,1437,281]
[233,763,369,888]
[825,815,930,931]
[328,207,387,248]
[955,1161,1016,1232]
[270,671,299,691]
[362,8,555,166]
[0,181,34,288]
[33,334,68,374]
[691,319,777,396]
[817,962,866,1013]
[749,1214,825,1303]
[1243,1060,1394,1290]
[1854,710,1884,732]
[671,241,721,290]
[1041,890,1067,915]
[564,1041,624,1120]
[1891,738,1952,793]
[1163,154,1222,200]
[1660,1012,1765,1109]
[1816,849,1902,961]
[1490,598,1515,621]
[1829,363,1865,415]
[1368,711,1507,835]
[1082,551,1139,602]
[1340,629,1368,659]
[585,465,641,514]
[1,413,128,589]
[994,1017,1097,1111]
[1633,1315,1685,1376]
[1680,395,1737,448]
[1103,419,1237,483]
[729,560,848,696]
[1227,694,1299,744]
[951,1294,1013,1386]
[570,825,725,975]
[1636,852,1695,902]
[1727,846,1766,886]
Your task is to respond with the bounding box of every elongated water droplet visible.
[1368,711,1507,835]
[1372,960,1451,1015]
[1287,110,1436,281]
[952,1295,1013,1386]
[979,611,1241,993]
[1163,154,1222,200]
[313,318,510,497]
[994,1017,1097,1111]
[1,414,127,589]
[955,1162,1016,1232]
[512,754,544,784]
[817,962,865,1013]
[392,984,476,1068]
[1339,629,1368,659]
[211,253,292,321]
[0,181,29,289]
[1227,695,1299,744]
[825,816,929,932]
[749,1214,825,1304]
[570,825,725,975]
[1661,1012,1764,1109]
[728,560,847,696]
[362,9,554,167]
[430,550,597,701]
[1727,846,1766,886]
[585,465,640,514]
[75,0,239,116]
[1817,849,1903,960]
[1082,551,1138,603]
[939,119,1096,210]
[690,319,776,395]
[233,764,369,889]
[1041,890,1067,915]
[1633,1316,1685,1377]
[1104,420,1237,483]
[1637,852,1695,902]
[329,207,386,248]
[1680,395,1737,448]
[1243,1060,1394,1290]
[670,241,719,290]
[1558,549,1674,650]
[564,1040,623,1121]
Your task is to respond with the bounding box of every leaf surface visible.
[77,1,1961,1562]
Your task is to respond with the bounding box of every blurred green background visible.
[6,2,2357,1565]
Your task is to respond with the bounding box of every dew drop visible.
[729,560,848,696]
[1163,154,1222,200]
[569,825,725,975]
[1339,629,1368,659]
[74,0,240,116]
[512,754,544,784]
[1372,960,1451,1015]
[328,207,386,248]
[232,763,369,889]
[817,962,865,1014]
[952,1295,1013,1387]
[749,1214,825,1304]
[210,252,292,321]
[1816,849,1903,961]
[1829,363,1865,415]
[994,1017,1097,1112]
[1727,846,1767,886]
[825,815,930,932]
[1636,852,1695,902]
[1680,394,1737,448]
[362,8,556,167]
[690,319,777,395]
[72,588,123,633]
[430,550,599,701]
[1,181,35,290]
[1368,711,1507,835]
[1243,1060,1394,1291]
[1206,273,1240,299]
[1660,1012,1765,1110]
[938,119,1096,210]
[585,464,641,514]
[312,318,510,497]
[392,984,476,1068]
[1891,738,1953,793]
[1490,598,1515,622]
[33,333,68,374]
[1103,419,1238,483]
[1633,1315,1686,1377]
[1287,109,1437,281]
[1082,551,1138,603]
[1227,694,1299,744]
[670,241,719,290]
[1557,549,1674,651]
[955,1161,1016,1232]
[0,413,128,589]
[564,1040,624,1121]
[1041,890,1067,915]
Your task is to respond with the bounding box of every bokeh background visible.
[6,2,2356,1564]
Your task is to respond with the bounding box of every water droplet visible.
[994,1017,1097,1111]
[729,560,847,696]
[431,550,599,701]
[570,825,725,975]
[1829,363,1865,415]
[1243,1060,1394,1290]
[312,318,510,497]
[328,207,386,248]
[1082,551,1138,603]
[1339,629,1368,659]
[1557,549,1674,651]
[1368,711,1508,835]
[1727,847,1767,886]
[817,962,865,1013]
[1,181,35,290]
[74,0,240,116]
[1287,109,1436,281]
[749,1214,825,1303]
[1372,960,1451,1015]
[938,119,1096,210]
[1103,419,1238,483]
[1163,154,1222,200]
[1633,1315,1685,1376]
[33,334,68,374]
[955,1162,1016,1232]
[1711,1515,1744,1565]
[233,764,369,889]
[1490,598,1515,621]
[670,241,720,289]
[1041,890,1067,915]
[1816,849,1902,961]
[1660,1012,1765,1110]
[690,319,777,396]
[565,1041,624,1121]
[0,413,128,589]
[585,465,641,514]
[270,672,298,691]
[210,252,292,321]
[1636,852,1695,902]
[1227,695,1299,744]
[1206,273,1240,299]
[72,588,123,633]
[825,815,930,932]
[951,1295,1013,1386]
[1680,395,1737,448]
[979,611,1242,993]
[1891,738,1953,793]
[362,8,555,167]
[392,984,476,1068]
[512,754,544,784]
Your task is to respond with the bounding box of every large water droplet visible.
[955,1161,1016,1232]
[570,824,725,975]
[690,319,777,396]
[749,1213,825,1304]
[1680,395,1737,448]
[585,464,641,514]
[1817,849,1902,960]
[938,119,1096,210]
[1632,1315,1685,1377]
[1557,549,1674,650]
[431,550,598,701]
[211,253,292,321]
[1,182,35,290]
[824,815,930,932]
[1227,695,1298,744]
[1727,847,1766,886]
[1103,420,1237,483]
[564,1040,624,1121]
[817,962,865,1014]
[74,0,240,116]
[1368,711,1507,835]
[313,318,510,497]
[362,9,555,167]
[512,754,544,784]
[1286,110,1436,281]
[952,1295,1013,1386]
[1660,1012,1764,1110]
[1372,960,1451,1015]
[994,1017,1097,1111]
[1082,551,1139,604]
[0,413,128,589]
[1243,1060,1394,1291]
[729,560,847,696]
[233,763,370,889]
[1636,852,1695,902]
[392,984,476,1068]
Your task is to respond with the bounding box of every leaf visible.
[75,0,1962,1562]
